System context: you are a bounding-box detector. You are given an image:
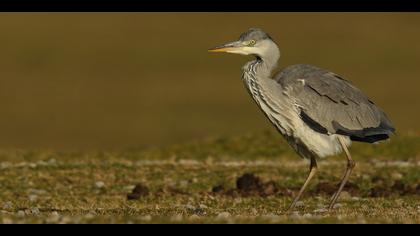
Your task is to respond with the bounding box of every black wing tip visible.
[350,134,391,143]
[332,120,396,143]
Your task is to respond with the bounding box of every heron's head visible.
[208,28,278,60]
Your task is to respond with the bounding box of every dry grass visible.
[0,131,418,223]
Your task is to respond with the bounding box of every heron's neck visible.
[245,47,280,81]
[251,43,280,79]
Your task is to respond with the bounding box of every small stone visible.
[94,181,105,189]
[295,201,304,207]
[289,211,301,219]
[16,210,25,217]
[216,212,231,219]
[340,191,352,200]
[391,172,403,180]
[234,198,242,204]
[123,185,135,191]
[251,208,258,215]
[2,201,13,210]
[179,180,188,188]
[30,207,40,215]
[199,204,208,209]
[314,208,328,213]
[0,162,12,170]
[140,215,152,221]
[190,214,200,220]
[333,203,343,209]
[185,204,195,210]
[47,212,60,223]
[29,163,37,168]
[263,214,281,223]
[84,213,95,219]
[170,214,183,222]
[303,213,312,218]
[28,194,38,202]
[59,216,72,224]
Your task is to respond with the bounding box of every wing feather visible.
[275,64,395,142]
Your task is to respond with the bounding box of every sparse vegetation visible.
[0,130,418,223]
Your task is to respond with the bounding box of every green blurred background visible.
[0,13,418,151]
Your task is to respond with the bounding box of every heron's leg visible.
[328,136,356,210]
[287,156,317,212]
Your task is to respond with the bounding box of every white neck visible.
[252,40,281,78]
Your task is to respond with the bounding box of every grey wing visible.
[275,64,395,143]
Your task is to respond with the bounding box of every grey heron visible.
[208,28,395,211]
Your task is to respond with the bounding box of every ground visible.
[0,131,419,223]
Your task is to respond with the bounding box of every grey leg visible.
[328,136,356,210]
[287,156,318,212]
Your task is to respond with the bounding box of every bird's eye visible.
[248,40,256,46]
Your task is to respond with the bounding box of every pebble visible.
[216,212,231,219]
[16,210,25,217]
[313,208,328,213]
[170,214,183,222]
[2,201,13,210]
[185,204,195,210]
[84,213,95,219]
[189,214,200,220]
[0,162,12,170]
[391,172,403,180]
[139,215,152,221]
[28,195,38,202]
[340,191,352,200]
[303,213,312,218]
[251,208,258,215]
[30,207,40,215]
[289,211,301,219]
[263,214,281,223]
[179,180,189,188]
[59,216,72,224]
[295,201,304,207]
[95,181,105,189]
[123,185,135,192]
[47,212,60,223]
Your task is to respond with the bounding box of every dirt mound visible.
[127,183,150,200]
[314,181,361,196]
[369,180,419,197]
[212,173,291,197]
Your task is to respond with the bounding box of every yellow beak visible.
[208,47,235,53]
[208,47,233,52]
[208,40,242,53]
